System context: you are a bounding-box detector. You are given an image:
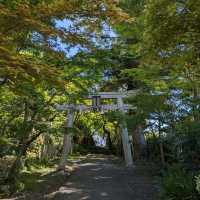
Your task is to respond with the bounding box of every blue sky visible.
[54,19,117,57]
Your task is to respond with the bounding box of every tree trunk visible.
[132,125,146,160]
[5,131,42,192]
[115,125,123,156]
[40,134,54,161]
[5,143,27,192]
[158,119,165,166]
[103,124,113,152]
[159,142,165,165]
[107,131,113,152]
[192,86,200,121]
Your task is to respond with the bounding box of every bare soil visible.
[2,154,160,200]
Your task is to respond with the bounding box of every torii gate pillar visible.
[117,97,133,166]
[59,109,75,169]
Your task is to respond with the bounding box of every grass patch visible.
[21,165,56,192]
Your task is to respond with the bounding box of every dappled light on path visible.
[6,155,159,200]
[44,155,159,200]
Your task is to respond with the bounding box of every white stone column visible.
[117,97,133,166]
[59,109,75,169]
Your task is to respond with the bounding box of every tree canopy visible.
[1,0,200,199]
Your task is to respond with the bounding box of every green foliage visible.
[162,164,199,200]
[1,0,200,198]
[142,0,200,96]
[9,157,57,194]
[196,173,200,194]
[0,0,130,96]
[173,121,200,166]
[112,1,200,198]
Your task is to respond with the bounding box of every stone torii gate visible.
[57,91,137,167]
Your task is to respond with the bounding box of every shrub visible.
[196,174,200,194]
[162,164,199,200]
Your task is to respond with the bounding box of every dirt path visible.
[45,154,159,200]
[5,154,159,200]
